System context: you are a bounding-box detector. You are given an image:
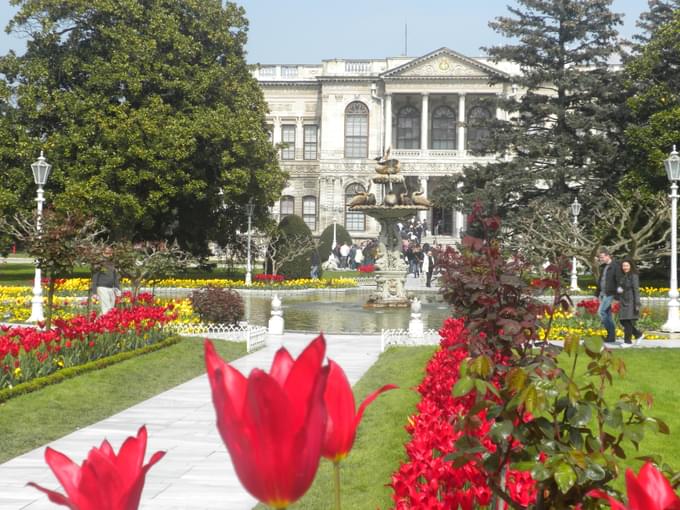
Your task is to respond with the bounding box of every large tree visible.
[434,0,626,225]
[0,0,286,254]
[634,0,680,46]
[624,10,680,193]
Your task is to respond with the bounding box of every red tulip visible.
[28,425,165,510]
[322,359,397,462]
[205,335,329,509]
[589,462,680,510]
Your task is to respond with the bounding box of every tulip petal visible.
[43,447,82,501]
[239,369,297,505]
[587,489,628,510]
[283,335,326,430]
[116,427,147,482]
[269,348,294,386]
[26,482,77,509]
[205,340,247,420]
[322,360,357,460]
[354,384,399,433]
[635,462,680,510]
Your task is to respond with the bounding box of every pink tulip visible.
[28,425,164,510]
[205,335,329,509]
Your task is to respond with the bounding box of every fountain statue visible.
[349,149,430,307]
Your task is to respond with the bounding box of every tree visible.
[624,10,680,194]
[0,0,286,254]
[511,191,670,279]
[435,0,626,227]
[634,0,680,46]
[317,223,352,266]
[1,209,105,328]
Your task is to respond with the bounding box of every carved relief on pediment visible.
[400,56,486,78]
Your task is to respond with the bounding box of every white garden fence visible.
[380,328,440,352]
[169,323,267,352]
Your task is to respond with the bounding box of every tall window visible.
[303,125,318,160]
[281,125,296,160]
[302,196,317,230]
[344,102,369,158]
[467,106,492,153]
[280,196,295,218]
[345,183,366,231]
[396,105,420,149]
[431,105,456,149]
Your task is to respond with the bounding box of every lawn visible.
[0,337,246,463]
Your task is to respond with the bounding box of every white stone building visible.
[254,47,516,242]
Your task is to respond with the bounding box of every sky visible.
[0,1,649,63]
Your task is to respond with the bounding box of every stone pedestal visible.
[366,270,410,308]
[268,295,284,336]
[409,297,425,340]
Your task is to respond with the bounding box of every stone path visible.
[0,332,383,510]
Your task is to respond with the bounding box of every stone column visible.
[384,93,393,150]
[295,117,304,160]
[273,117,282,145]
[457,94,466,154]
[420,93,429,151]
[419,177,428,223]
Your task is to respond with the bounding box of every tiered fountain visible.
[349,151,430,307]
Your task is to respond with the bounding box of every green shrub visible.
[272,215,318,279]
[190,287,244,323]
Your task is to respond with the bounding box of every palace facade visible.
[254,47,518,241]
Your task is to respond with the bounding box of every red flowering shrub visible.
[389,318,536,509]
[357,264,375,273]
[254,273,285,283]
[190,287,244,324]
[577,298,620,315]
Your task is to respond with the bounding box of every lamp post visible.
[570,197,581,291]
[663,145,680,332]
[27,151,52,323]
[245,198,255,286]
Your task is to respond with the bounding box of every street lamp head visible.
[665,145,680,182]
[570,197,581,217]
[31,151,51,186]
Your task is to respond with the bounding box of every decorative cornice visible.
[380,47,509,80]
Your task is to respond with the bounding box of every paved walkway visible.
[0,333,384,510]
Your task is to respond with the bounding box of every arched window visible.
[344,102,369,159]
[302,196,317,230]
[345,183,366,232]
[431,105,456,150]
[280,196,295,218]
[396,105,420,149]
[467,105,492,153]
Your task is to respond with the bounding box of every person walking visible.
[618,258,644,346]
[91,246,121,315]
[595,248,623,344]
[424,249,435,287]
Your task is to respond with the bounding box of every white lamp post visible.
[245,199,255,286]
[27,151,52,323]
[663,145,680,332]
[570,197,581,291]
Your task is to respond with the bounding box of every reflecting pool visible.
[242,289,452,333]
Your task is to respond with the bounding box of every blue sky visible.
[0,1,648,63]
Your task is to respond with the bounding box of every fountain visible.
[349,150,430,307]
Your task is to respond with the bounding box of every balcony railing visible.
[344,61,372,74]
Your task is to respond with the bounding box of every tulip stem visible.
[333,461,342,510]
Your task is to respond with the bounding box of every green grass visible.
[255,345,437,510]
[0,337,246,463]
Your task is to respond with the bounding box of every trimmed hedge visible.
[0,335,187,403]
[317,223,352,266]
[273,214,319,279]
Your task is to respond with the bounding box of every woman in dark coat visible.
[618,258,644,345]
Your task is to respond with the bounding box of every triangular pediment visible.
[381,47,508,80]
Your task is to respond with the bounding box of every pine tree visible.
[434,0,626,225]
[635,0,680,45]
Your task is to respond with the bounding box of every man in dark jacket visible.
[596,248,623,343]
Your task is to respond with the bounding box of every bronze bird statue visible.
[366,193,376,205]
[348,192,371,207]
[400,192,413,205]
[411,190,432,207]
[374,147,400,174]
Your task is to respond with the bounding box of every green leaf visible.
[568,404,592,427]
[452,376,474,397]
[554,462,577,494]
[584,463,606,481]
[584,336,603,355]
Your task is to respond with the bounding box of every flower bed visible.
[389,318,536,509]
[0,294,176,389]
